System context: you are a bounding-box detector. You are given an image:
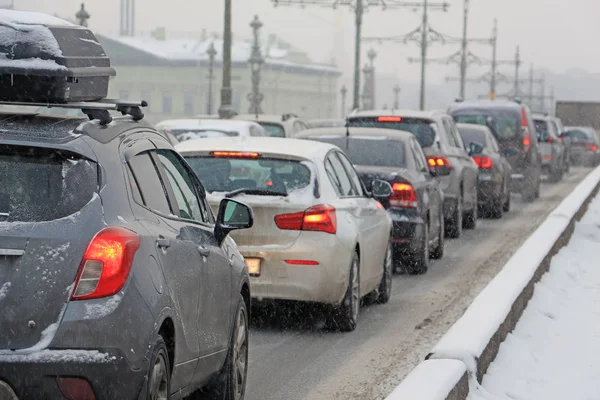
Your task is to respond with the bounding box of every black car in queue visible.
[448,100,542,202]
[456,123,512,218]
[296,127,448,275]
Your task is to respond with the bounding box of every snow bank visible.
[469,185,600,400]
[385,359,468,400]
[429,166,600,371]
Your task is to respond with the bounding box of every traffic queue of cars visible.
[0,10,589,400]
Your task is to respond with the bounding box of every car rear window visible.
[306,136,406,168]
[171,129,238,142]
[534,119,551,140]
[452,109,520,140]
[258,123,286,138]
[0,145,97,222]
[564,129,595,142]
[184,156,312,194]
[347,117,436,147]
[457,127,487,148]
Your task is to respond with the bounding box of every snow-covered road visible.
[245,168,593,400]
[468,178,600,400]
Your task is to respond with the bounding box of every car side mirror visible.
[371,179,393,198]
[214,199,254,246]
[468,141,484,156]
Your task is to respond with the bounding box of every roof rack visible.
[0,99,148,126]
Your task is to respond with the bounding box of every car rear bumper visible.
[241,233,353,305]
[571,150,600,166]
[477,173,502,203]
[388,209,424,254]
[0,348,144,400]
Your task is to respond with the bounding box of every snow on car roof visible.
[175,136,337,160]
[156,119,260,131]
[349,109,443,120]
[0,10,74,27]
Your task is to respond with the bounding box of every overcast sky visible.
[11,0,600,84]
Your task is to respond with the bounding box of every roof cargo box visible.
[0,10,116,103]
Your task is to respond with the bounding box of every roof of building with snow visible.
[96,34,342,76]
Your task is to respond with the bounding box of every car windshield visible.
[184,156,312,195]
[452,110,521,140]
[0,146,96,222]
[258,122,286,138]
[457,127,488,148]
[347,117,437,147]
[306,136,406,168]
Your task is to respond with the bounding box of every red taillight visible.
[274,204,337,234]
[558,137,563,142]
[427,156,452,168]
[72,227,140,301]
[377,116,402,122]
[547,136,553,143]
[285,260,319,265]
[542,155,553,160]
[473,156,493,169]
[585,143,598,152]
[211,151,261,158]
[521,107,531,153]
[390,182,418,208]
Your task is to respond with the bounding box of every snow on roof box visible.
[0,10,116,103]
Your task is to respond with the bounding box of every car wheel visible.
[376,240,393,304]
[430,212,444,260]
[199,296,248,400]
[446,195,463,238]
[145,336,170,400]
[503,187,511,212]
[407,223,429,275]
[463,191,477,229]
[331,251,360,332]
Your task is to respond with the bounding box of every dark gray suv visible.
[0,104,253,400]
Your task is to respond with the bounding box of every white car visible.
[176,137,393,331]
[156,118,266,144]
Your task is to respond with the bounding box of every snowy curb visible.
[384,166,600,400]
[385,360,469,400]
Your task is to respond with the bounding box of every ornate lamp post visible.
[206,42,217,115]
[248,15,265,115]
[218,0,235,118]
[76,3,90,27]
[340,85,348,118]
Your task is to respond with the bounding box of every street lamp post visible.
[206,42,217,115]
[218,0,235,119]
[76,3,90,27]
[393,84,401,109]
[248,15,265,115]
[340,85,348,118]
[367,48,377,109]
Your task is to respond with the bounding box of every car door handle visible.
[197,245,210,257]
[156,238,171,249]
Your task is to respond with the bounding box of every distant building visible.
[97,32,342,123]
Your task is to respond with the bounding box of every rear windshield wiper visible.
[225,188,288,198]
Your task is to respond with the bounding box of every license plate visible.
[245,258,261,277]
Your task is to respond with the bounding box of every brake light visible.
[427,156,452,168]
[377,116,402,122]
[285,260,319,265]
[390,182,418,208]
[558,137,563,142]
[547,136,553,143]
[211,151,261,158]
[274,204,337,234]
[521,107,531,153]
[473,156,493,169]
[72,227,140,300]
[585,143,598,151]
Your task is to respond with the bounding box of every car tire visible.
[407,223,429,275]
[376,240,393,304]
[144,336,170,400]
[430,212,444,260]
[445,195,463,239]
[331,251,360,332]
[199,295,249,400]
[463,191,477,230]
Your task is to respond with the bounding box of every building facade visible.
[97,33,341,124]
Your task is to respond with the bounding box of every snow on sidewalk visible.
[468,192,600,400]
